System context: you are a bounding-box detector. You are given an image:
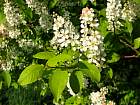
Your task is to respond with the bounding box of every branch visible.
[123,55,139,59]
[119,39,139,55]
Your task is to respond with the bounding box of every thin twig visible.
[119,39,139,55]
[123,55,139,59]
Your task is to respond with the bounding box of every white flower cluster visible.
[50,13,80,50]
[26,0,43,14]
[106,0,137,31]
[0,59,13,71]
[106,0,122,31]
[0,38,8,48]
[89,87,115,105]
[80,7,106,67]
[26,0,50,32]
[50,8,106,67]
[17,39,43,48]
[121,1,136,22]
[4,1,21,38]
[8,29,21,39]
[4,1,21,27]
[0,24,7,36]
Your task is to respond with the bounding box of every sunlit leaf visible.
[18,64,44,86]
[33,51,55,60]
[79,61,101,83]
[49,70,68,102]
[125,20,133,34]
[47,53,72,67]
[134,37,140,49]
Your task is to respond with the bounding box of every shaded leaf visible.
[70,71,84,94]
[49,0,59,9]
[99,18,108,37]
[107,53,120,63]
[133,0,140,4]
[108,68,113,79]
[0,81,2,90]
[2,71,11,88]
[0,11,6,24]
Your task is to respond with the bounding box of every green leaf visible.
[0,81,2,90]
[33,52,55,60]
[0,11,6,24]
[15,0,24,5]
[99,18,108,37]
[134,37,140,49]
[18,64,44,86]
[107,53,120,63]
[99,9,106,17]
[49,70,68,102]
[79,61,101,83]
[80,0,88,6]
[108,68,113,79]
[70,71,84,94]
[125,20,133,34]
[65,96,83,105]
[133,0,140,4]
[2,71,11,88]
[11,82,18,89]
[47,53,72,67]
[49,0,59,9]
[24,8,33,19]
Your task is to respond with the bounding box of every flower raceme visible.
[51,7,106,67]
[89,87,115,105]
[106,0,136,31]
[26,0,50,32]
[121,1,136,22]
[106,0,122,31]
[79,7,106,67]
[4,1,21,38]
[51,12,80,50]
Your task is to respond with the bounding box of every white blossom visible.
[50,13,80,50]
[89,87,115,105]
[0,59,13,71]
[80,7,106,67]
[4,1,21,27]
[26,0,50,32]
[0,38,8,48]
[17,39,43,48]
[106,0,122,31]
[8,29,20,39]
[3,1,23,39]
[121,1,136,22]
